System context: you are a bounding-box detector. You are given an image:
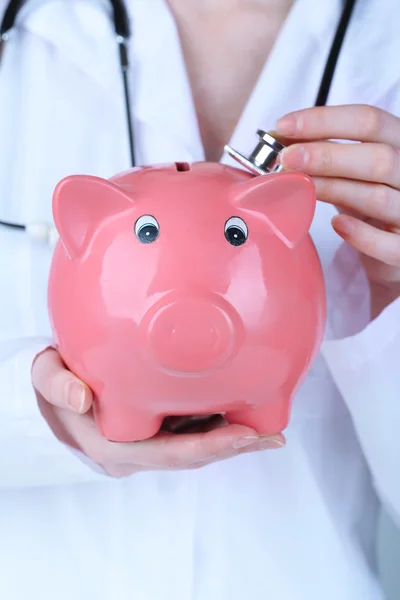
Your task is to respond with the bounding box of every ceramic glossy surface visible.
[48,162,326,441]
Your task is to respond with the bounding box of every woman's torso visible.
[0,0,399,598]
[166,0,294,161]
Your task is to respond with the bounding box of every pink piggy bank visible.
[48,161,326,442]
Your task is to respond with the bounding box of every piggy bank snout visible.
[145,299,238,374]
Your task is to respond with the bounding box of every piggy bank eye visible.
[224,216,248,246]
[134,215,160,244]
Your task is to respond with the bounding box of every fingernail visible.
[259,435,285,450]
[281,145,308,170]
[66,380,86,412]
[276,115,299,136]
[233,436,259,449]
[233,435,285,451]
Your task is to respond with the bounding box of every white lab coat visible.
[0,0,399,598]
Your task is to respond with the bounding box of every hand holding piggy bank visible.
[48,158,326,442]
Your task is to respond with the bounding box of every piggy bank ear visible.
[234,172,316,248]
[53,175,134,260]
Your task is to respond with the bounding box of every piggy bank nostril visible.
[144,299,238,374]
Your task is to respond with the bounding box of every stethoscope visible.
[0,0,357,245]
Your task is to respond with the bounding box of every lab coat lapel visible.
[10,0,122,96]
[326,0,400,108]
[130,0,204,164]
[13,0,204,164]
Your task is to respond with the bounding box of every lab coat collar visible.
[5,0,122,98]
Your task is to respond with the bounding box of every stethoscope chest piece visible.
[224,130,285,176]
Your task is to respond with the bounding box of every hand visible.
[31,348,284,477]
[275,104,400,318]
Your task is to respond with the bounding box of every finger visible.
[32,348,92,413]
[276,104,400,147]
[59,409,286,475]
[267,129,311,147]
[332,214,400,266]
[37,406,145,478]
[281,142,400,189]
[104,425,285,469]
[313,177,400,227]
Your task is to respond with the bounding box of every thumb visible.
[31,348,92,413]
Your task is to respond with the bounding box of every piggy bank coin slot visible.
[175,162,191,172]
